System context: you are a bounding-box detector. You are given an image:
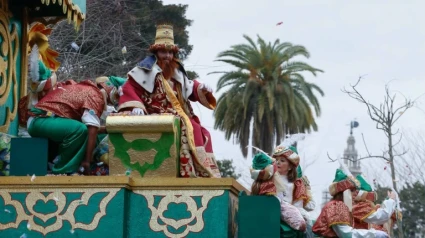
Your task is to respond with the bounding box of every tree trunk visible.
[388,131,398,192]
[388,128,404,238]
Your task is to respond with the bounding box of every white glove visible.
[199,83,213,93]
[106,105,117,113]
[132,108,145,115]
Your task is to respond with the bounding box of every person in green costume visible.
[27,76,126,175]
[249,149,307,237]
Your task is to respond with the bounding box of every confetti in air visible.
[71,42,80,51]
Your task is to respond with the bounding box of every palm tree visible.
[211,35,324,157]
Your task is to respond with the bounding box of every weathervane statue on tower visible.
[350,120,359,135]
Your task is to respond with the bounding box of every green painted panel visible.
[109,132,175,177]
[109,117,180,177]
[0,186,236,237]
[187,191,229,238]
[127,190,229,238]
[0,188,126,237]
[238,192,281,238]
[10,138,49,176]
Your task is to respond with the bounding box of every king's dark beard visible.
[157,59,178,80]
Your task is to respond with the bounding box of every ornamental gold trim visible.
[0,6,19,133]
[106,115,178,133]
[0,176,247,195]
[39,0,85,29]
[20,7,29,98]
[0,188,119,235]
[134,190,225,238]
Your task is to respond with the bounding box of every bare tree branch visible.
[47,0,194,81]
[361,133,372,156]
[357,155,389,161]
[327,152,337,163]
[342,76,416,238]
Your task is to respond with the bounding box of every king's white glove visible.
[199,83,213,93]
[132,108,145,115]
[106,105,117,113]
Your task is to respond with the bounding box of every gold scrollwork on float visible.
[134,190,224,238]
[0,188,119,235]
[0,4,19,133]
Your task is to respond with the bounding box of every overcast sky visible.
[163,0,425,216]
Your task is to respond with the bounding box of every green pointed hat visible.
[356,174,372,192]
[95,76,127,88]
[289,146,298,154]
[251,152,275,181]
[329,169,360,196]
[252,153,273,170]
[107,76,126,88]
[333,169,348,182]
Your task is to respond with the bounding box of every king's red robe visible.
[118,63,220,178]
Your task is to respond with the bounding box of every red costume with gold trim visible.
[26,80,107,174]
[352,201,377,229]
[118,24,220,178]
[34,80,104,120]
[293,177,311,206]
[312,200,351,237]
[351,190,378,229]
[119,73,220,178]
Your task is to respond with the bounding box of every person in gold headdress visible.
[117,24,220,178]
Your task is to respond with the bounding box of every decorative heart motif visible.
[157,195,197,230]
[26,192,66,222]
[0,203,17,224]
[162,202,192,221]
[138,190,224,238]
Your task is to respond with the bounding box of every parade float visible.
[0,1,249,237]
